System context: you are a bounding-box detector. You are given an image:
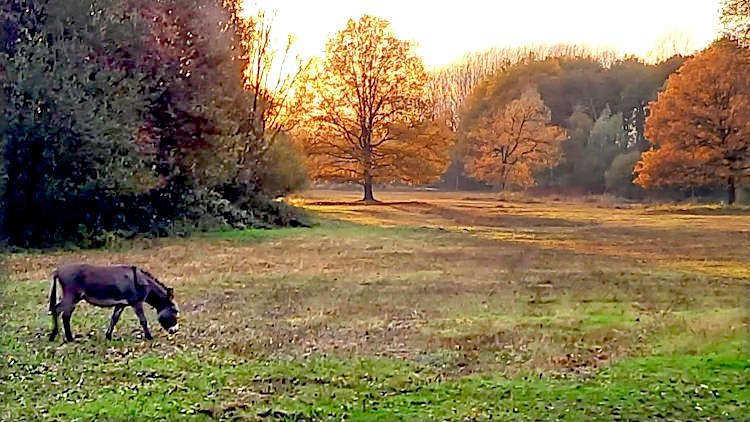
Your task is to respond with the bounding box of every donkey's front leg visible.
[106,305,126,340]
[132,302,153,340]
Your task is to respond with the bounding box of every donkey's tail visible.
[48,272,59,314]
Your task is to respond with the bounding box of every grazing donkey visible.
[48,263,180,342]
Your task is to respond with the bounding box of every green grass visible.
[2,327,747,420]
[351,343,748,421]
[2,193,750,420]
[199,217,431,243]
[2,263,747,420]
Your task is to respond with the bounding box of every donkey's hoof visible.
[48,334,57,342]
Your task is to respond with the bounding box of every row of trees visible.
[452,56,684,195]
[428,43,625,132]
[450,39,749,203]
[283,17,686,201]
[423,1,747,202]
[428,30,700,135]
[283,7,748,204]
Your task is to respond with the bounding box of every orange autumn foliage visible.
[635,40,750,202]
[634,146,717,188]
[297,15,453,201]
[465,88,566,189]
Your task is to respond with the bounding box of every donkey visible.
[48,263,180,342]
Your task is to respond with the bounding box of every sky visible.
[240,0,722,67]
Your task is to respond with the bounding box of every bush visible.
[259,134,309,197]
[605,151,645,199]
[737,187,750,205]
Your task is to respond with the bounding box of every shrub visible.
[259,134,310,197]
[605,151,645,199]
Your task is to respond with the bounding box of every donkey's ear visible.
[167,287,174,299]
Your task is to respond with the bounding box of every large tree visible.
[131,0,262,189]
[634,40,750,204]
[298,15,452,201]
[465,88,566,189]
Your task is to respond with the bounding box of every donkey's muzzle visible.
[168,324,178,335]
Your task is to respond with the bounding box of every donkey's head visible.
[140,271,180,335]
[157,287,180,335]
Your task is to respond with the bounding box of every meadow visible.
[1,190,748,421]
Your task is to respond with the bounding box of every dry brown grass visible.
[5,190,748,376]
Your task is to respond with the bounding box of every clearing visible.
[1,190,748,420]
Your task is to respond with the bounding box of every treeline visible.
[296,10,747,202]
[440,55,686,196]
[1,2,745,248]
[300,5,748,203]
[0,0,307,248]
[429,2,750,201]
[428,43,624,132]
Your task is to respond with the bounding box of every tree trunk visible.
[362,178,375,202]
[362,142,376,202]
[727,176,736,205]
[362,158,376,202]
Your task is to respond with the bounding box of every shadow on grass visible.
[309,200,597,228]
[305,200,432,207]
[645,205,750,216]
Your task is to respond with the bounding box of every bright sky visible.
[241,0,721,67]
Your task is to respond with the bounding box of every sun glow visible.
[240,0,721,67]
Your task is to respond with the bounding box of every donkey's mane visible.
[139,268,170,293]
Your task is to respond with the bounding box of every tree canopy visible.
[721,0,750,44]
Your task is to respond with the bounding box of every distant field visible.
[2,190,748,420]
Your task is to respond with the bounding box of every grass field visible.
[1,190,748,420]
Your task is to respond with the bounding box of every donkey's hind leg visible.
[49,302,61,341]
[60,299,76,342]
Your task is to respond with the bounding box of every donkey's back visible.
[54,263,146,307]
[56,263,136,285]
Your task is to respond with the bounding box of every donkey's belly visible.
[81,285,132,307]
[83,295,129,307]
